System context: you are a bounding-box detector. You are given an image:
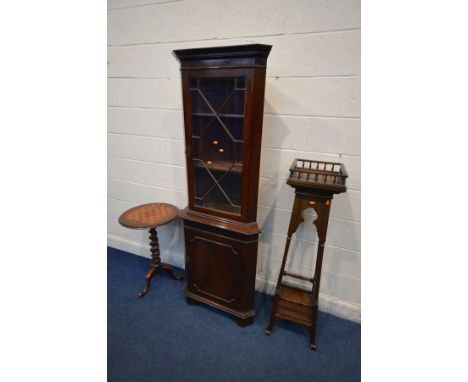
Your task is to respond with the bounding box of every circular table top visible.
[118,203,179,229]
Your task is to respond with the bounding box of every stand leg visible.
[265,317,276,335]
[265,197,303,336]
[309,304,318,350]
[307,236,328,350]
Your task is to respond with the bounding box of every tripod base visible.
[137,227,184,298]
[137,263,184,298]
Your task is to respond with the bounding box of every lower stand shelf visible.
[274,284,315,327]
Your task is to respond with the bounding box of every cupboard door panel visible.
[186,229,244,308]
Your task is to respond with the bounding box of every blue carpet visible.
[108,247,361,382]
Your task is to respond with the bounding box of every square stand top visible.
[287,158,348,195]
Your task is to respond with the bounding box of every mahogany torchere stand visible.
[265,159,348,350]
[118,203,184,297]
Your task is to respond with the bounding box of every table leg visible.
[137,227,184,297]
[160,263,184,280]
[137,267,157,298]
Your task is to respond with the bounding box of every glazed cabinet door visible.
[183,70,253,221]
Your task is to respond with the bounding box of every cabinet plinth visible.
[174,44,271,325]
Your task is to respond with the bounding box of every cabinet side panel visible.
[181,71,195,209]
[244,68,267,222]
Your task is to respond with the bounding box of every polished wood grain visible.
[287,158,348,193]
[118,203,178,229]
[265,158,347,350]
[118,203,183,297]
[174,44,271,326]
[183,219,258,326]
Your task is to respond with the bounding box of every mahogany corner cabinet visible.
[173,44,272,326]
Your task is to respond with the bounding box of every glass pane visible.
[193,165,240,213]
[190,76,246,215]
[191,137,201,160]
[192,114,215,137]
[219,116,243,140]
[219,90,245,116]
[201,120,234,164]
[193,165,215,197]
[234,142,243,165]
[220,173,241,209]
[190,90,212,115]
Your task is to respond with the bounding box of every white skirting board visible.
[107,234,361,324]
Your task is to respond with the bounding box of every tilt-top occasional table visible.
[118,203,184,297]
[265,159,348,350]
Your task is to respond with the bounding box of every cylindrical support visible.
[149,227,161,268]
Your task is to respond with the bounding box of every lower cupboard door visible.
[186,230,244,308]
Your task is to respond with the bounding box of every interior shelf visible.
[194,200,241,215]
[192,112,244,118]
[193,160,243,173]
